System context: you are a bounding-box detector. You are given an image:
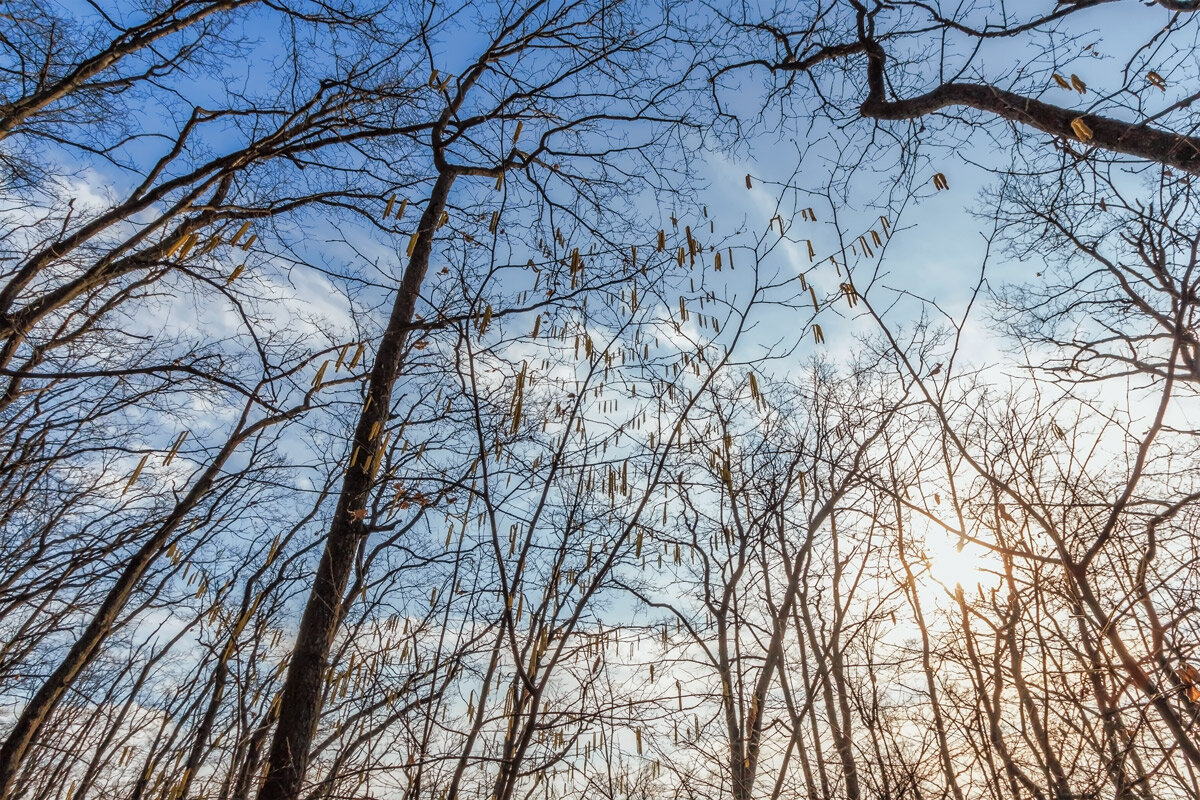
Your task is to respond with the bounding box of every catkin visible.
[312,360,330,388]
[349,343,365,370]
[1070,117,1093,141]
[230,221,251,245]
[164,431,188,466]
[123,454,149,494]
[177,233,198,260]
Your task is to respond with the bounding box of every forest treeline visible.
[2,2,1200,800]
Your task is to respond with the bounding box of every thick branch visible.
[859,42,1200,173]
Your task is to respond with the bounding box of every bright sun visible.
[920,526,997,596]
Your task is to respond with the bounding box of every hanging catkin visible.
[164,431,188,466]
[312,360,329,388]
[123,454,149,494]
[230,221,251,245]
[349,343,365,370]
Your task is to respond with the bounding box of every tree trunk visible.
[255,169,456,800]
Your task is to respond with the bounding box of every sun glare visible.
[920,527,998,597]
[926,535,979,586]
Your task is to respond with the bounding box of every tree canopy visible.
[3,3,1200,800]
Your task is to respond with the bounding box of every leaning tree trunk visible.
[255,169,455,800]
